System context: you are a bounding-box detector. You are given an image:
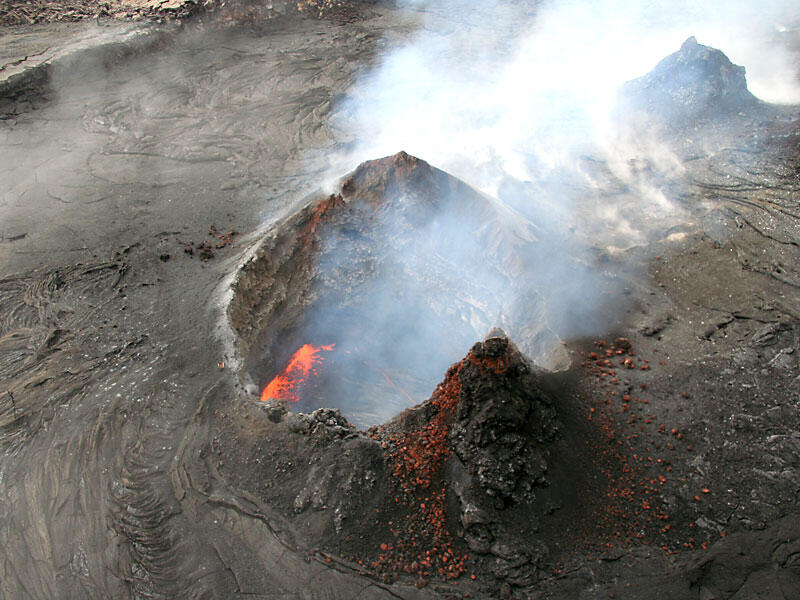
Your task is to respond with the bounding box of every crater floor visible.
[1,5,799,600]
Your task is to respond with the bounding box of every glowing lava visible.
[261,343,335,402]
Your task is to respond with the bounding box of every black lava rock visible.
[617,36,758,124]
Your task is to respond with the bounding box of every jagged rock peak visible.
[339,151,443,208]
[617,37,758,123]
[379,332,558,504]
[681,35,699,51]
[450,334,558,502]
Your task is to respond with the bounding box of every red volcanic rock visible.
[379,330,557,504]
[371,330,558,581]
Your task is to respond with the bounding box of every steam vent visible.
[213,329,564,586]
[229,151,571,427]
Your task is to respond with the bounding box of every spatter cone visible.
[369,330,558,580]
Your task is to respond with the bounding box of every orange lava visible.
[261,343,334,402]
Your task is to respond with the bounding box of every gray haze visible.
[286,0,800,423]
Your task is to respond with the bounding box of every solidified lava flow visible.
[261,343,335,402]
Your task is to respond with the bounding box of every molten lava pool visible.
[261,343,335,402]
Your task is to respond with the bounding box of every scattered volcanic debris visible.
[208,225,239,250]
[575,336,720,556]
[578,338,673,550]
[177,226,238,261]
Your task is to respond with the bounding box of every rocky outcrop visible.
[617,36,758,123]
[372,330,559,582]
[449,332,557,503]
[214,329,561,588]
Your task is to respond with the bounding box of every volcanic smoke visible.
[261,343,335,402]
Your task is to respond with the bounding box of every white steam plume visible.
[331,0,800,192]
[291,0,800,423]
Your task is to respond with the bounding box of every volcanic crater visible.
[3,7,800,599]
[218,151,611,589]
[213,36,800,597]
[228,150,574,427]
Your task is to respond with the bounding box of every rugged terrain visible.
[1,4,799,600]
[0,0,371,26]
